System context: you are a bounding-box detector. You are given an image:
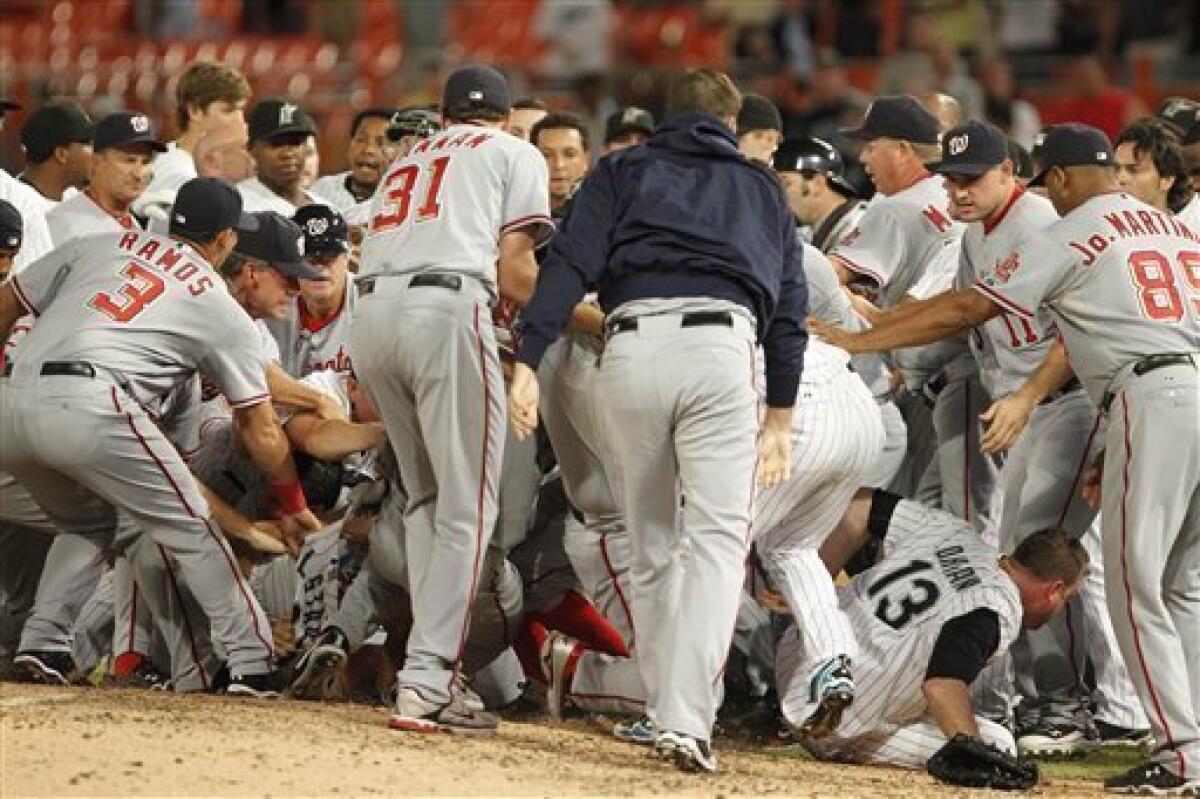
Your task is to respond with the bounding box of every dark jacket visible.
[516,112,807,407]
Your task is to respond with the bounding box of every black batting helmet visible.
[386,107,442,142]
[773,137,857,198]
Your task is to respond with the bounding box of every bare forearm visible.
[198,480,254,539]
[266,361,324,412]
[923,678,981,739]
[236,403,300,485]
[286,415,386,460]
[1013,340,1074,403]
[843,291,991,353]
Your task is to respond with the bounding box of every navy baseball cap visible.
[930,119,1009,177]
[0,199,22,250]
[442,64,511,115]
[170,177,259,239]
[248,99,317,144]
[774,137,857,197]
[293,204,350,256]
[21,103,94,162]
[604,107,655,144]
[841,95,939,144]
[236,211,326,280]
[1029,123,1114,187]
[93,112,167,153]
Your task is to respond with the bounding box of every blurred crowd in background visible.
[1,0,1198,184]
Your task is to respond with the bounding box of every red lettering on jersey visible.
[309,345,353,374]
[467,132,492,149]
[445,132,472,148]
[155,246,184,273]
[993,251,1021,283]
[410,139,432,155]
[430,136,449,151]
[118,232,140,251]
[135,240,160,261]
[922,204,952,233]
[189,275,214,297]
[1105,212,1131,238]
[1121,210,1146,236]
[1137,210,1159,235]
[839,227,862,247]
[1069,240,1097,266]
[175,262,198,282]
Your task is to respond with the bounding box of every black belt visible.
[359,273,463,297]
[1039,376,1082,406]
[606,310,733,337]
[1100,353,1196,412]
[920,372,950,406]
[41,361,96,378]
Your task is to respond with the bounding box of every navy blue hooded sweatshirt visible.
[516,111,808,407]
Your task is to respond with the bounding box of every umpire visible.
[510,68,807,773]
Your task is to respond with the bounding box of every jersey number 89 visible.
[1127,250,1200,321]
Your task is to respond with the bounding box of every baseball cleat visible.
[1096,720,1152,748]
[541,631,580,722]
[1103,760,1200,795]
[1016,721,1098,758]
[388,686,499,736]
[798,655,854,739]
[14,650,76,686]
[452,672,486,713]
[289,627,350,699]
[654,730,717,774]
[613,716,656,746]
[225,671,284,699]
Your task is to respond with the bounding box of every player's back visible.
[992,192,1200,402]
[359,124,550,292]
[11,230,260,407]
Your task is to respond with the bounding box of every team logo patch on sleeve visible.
[993,251,1021,283]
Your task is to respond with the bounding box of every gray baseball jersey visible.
[9,230,268,409]
[954,188,1060,398]
[830,175,962,307]
[1178,193,1200,230]
[237,176,322,215]
[809,200,867,255]
[133,142,195,228]
[310,172,359,214]
[263,279,357,377]
[973,192,1200,404]
[359,124,553,294]
[45,191,140,247]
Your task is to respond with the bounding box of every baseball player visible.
[505,97,548,142]
[46,112,166,246]
[736,94,784,165]
[0,99,53,270]
[353,63,556,735]
[239,99,323,214]
[600,107,655,154]
[134,60,252,227]
[511,68,806,773]
[1158,97,1200,227]
[816,123,1200,794]
[310,109,399,212]
[778,489,1084,771]
[530,112,591,213]
[17,103,93,207]
[262,204,356,378]
[1115,118,1190,214]
[773,137,865,253]
[0,177,322,697]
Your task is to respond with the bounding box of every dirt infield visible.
[1,683,1125,797]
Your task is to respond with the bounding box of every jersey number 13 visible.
[867,559,942,630]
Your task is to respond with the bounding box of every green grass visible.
[1039,744,1145,781]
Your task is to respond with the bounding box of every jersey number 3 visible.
[867,559,941,630]
[88,261,165,323]
[371,155,451,233]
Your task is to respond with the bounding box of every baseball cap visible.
[248,99,317,144]
[21,103,94,163]
[1159,97,1200,145]
[93,112,168,153]
[930,119,1008,177]
[773,137,857,197]
[236,211,326,280]
[603,106,655,144]
[1028,123,1114,187]
[170,177,260,239]
[0,199,22,250]
[441,64,512,115]
[840,95,939,144]
[293,204,349,256]
[737,94,783,136]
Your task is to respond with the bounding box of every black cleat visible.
[289,627,350,700]
[1103,760,1200,795]
[14,650,76,685]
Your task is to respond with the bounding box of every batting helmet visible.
[386,107,442,143]
[773,137,857,198]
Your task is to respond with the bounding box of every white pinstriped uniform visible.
[779,499,1023,767]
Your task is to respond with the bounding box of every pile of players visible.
[0,57,1197,796]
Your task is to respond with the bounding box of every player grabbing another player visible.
[816,123,1200,795]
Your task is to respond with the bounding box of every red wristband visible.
[271,480,308,515]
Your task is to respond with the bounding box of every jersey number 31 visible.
[371,156,451,233]
[867,559,941,630]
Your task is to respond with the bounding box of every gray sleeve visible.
[829,203,907,289]
[500,142,554,245]
[200,300,272,408]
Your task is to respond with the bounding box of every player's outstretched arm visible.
[284,413,387,461]
[508,362,539,441]
[233,399,322,553]
[195,479,288,556]
[980,340,1075,453]
[497,229,539,306]
[923,678,981,739]
[812,289,998,354]
[266,361,348,422]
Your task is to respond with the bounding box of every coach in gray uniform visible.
[510,68,807,774]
